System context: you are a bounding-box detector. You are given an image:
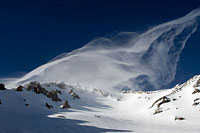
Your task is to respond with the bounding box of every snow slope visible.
[0,75,200,133]
[6,8,200,91]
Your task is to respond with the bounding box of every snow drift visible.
[8,8,200,91]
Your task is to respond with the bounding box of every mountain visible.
[0,74,200,132]
[6,8,200,91]
[1,8,200,133]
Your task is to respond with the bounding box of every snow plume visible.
[9,8,200,91]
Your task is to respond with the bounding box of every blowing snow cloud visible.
[8,8,200,91]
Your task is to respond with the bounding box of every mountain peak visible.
[5,8,200,91]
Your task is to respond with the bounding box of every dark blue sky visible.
[0,0,200,86]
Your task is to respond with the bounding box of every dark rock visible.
[172,98,177,101]
[27,82,50,96]
[192,88,200,94]
[27,81,42,94]
[41,88,48,95]
[62,100,70,109]
[69,89,73,94]
[72,93,80,99]
[175,116,185,121]
[153,108,163,115]
[46,90,61,101]
[157,97,170,108]
[56,90,62,94]
[194,98,200,103]
[69,90,80,99]
[192,102,200,106]
[27,81,40,91]
[15,85,23,92]
[26,81,62,102]
[46,90,56,97]
[150,96,170,109]
[34,87,42,94]
[24,99,26,102]
[46,102,53,109]
[0,83,6,90]
[0,99,2,104]
[58,115,66,118]
[196,79,200,86]
[26,104,29,106]
[94,115,101,118]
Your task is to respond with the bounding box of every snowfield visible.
[0,75,200,133]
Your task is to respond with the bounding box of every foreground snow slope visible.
[0,75,200,133]
[7,8,200,91]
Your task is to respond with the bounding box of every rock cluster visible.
[0,83,6,90]
[15,86,23,92]
[150,96,171,115]
[69,89,80,99]
[27,82,61,101]
[62,100,70,109]
[46,90,61,101]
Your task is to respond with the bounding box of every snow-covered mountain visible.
[1,74,200,132]
[6,8,200,91]
[1,8,200,133]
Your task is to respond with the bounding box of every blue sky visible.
[0,0,200,87]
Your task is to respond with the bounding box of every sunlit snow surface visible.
[7,8,200,91]
[1,75,200,133]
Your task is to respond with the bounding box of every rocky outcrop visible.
[15,85,23,92]
[175,116,185,121]
[46,102,53,109]
[192,102,199,106]
[193,98,200,106]
[27,81,40,91]
[192,88,200,94]
[194,98,200,102]
[196,79,200,87]
[0,83,6,90]
[26,82,61,102]
[69,89,80,99]
[150,96,170,109]
[62,100,70,109]
[46,90,61,102]
[157,97,170,108]
[58,115,66,118]
[56,90,62,94]
[27,82,47,94]
[150,96,171,115]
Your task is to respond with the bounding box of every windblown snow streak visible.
[9,8,200,91]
